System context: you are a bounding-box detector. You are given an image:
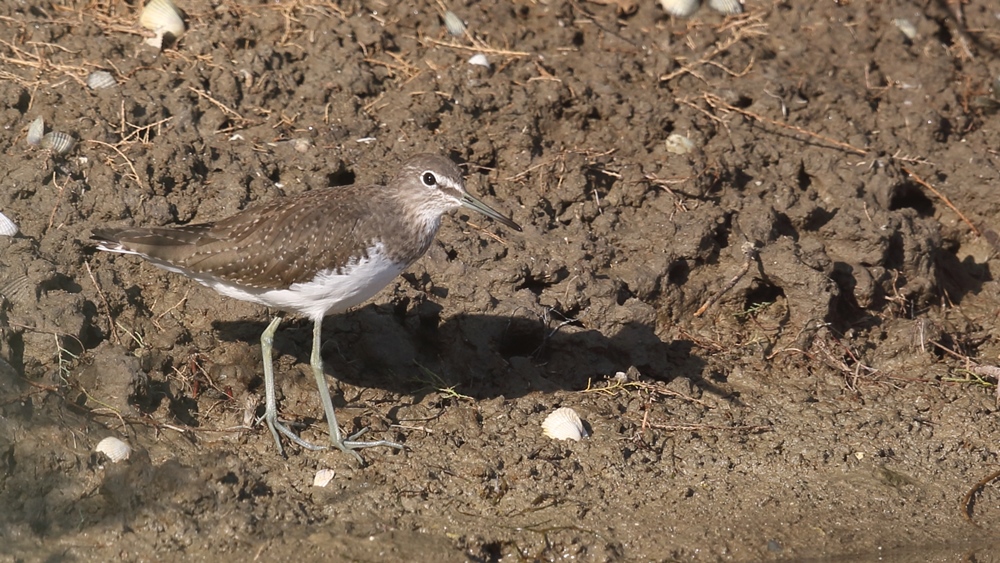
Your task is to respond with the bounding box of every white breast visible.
[188,243,408,320]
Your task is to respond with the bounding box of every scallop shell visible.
[26,116,44,146]
[0,272,33,307]
[312,468,336,487]
[443,11,466,36]
[658,0,700,17]
[140,0,185,49]
[542,407,588,441]
[87,70,117,90]
[0,211,17,237]
[707,0,743,14]
[95,436,132,462]
[40,131,75,154]
[666,133,696,155]
[468,53,490,68]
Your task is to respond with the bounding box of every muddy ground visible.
[2,0,1000,561]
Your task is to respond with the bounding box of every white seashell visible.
[140,0,185,49]
[40,131,75,154]
[892,18,917,40]
[238,68,254,87]
[707,0,743,15]
[658,0,700,17]
[0,211,17,237]
[144,33,164,50]
[288,138,311,153]
[443,11,466,36]
[87,70,118,90]
[312,468,335,487]
[26,116,44,146]
[666,133,696,155]
[542,407,588,441]
[95,436,132,462]
[468,53,490,68]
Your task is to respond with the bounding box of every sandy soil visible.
[2,0,1000,561]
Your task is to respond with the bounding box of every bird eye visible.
[421,171,437,187]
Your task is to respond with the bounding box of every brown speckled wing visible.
[188,187,382,288]
[96,185,390,290]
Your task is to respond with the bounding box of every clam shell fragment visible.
[26,116,44,146]
[658,0,700,17]
[40,131,75,154]
[707,0,743,14]
[892,19,917,40]
[443,11,466,36]
[140,0,185,49]
[0,211,17,237]
[312,468,336,487]
[542,407,588,441]
[0,272,33,307]
[95,436,132,463]
[468,53,490,68]
[87,70,118,90]
[666,133,696,155]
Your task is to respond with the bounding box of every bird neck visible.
[378,192,445,264]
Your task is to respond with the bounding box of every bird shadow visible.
[210,303,715,407]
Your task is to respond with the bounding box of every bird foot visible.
[265,415,329,453]
[341,427,404,451]
[264,415,403,464]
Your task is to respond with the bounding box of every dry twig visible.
[87,139,144,191]
[701,92,868,155]
[901,166,980,237]
[694,241,760,317]
[962,467,1000,527]
[84,261,119,345]
[659,15,766,83]
[422,37,530,58]
[188,87,247,124]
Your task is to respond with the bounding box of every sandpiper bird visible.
[93,153,520,463]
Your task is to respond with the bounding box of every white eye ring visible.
[421,171,437,187]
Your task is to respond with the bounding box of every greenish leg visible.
[310,317,404,464]
[261,316,326,454]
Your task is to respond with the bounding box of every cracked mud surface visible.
[2,1,1000,561]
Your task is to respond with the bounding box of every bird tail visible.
[91,224,218,255]
[91,228,136,254]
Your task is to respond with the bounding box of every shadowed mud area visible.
[2,0,1000,560]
